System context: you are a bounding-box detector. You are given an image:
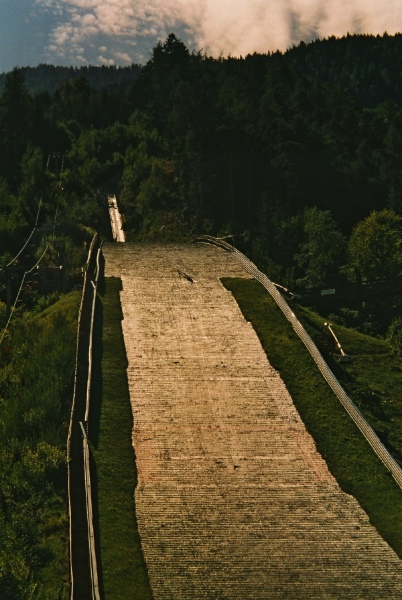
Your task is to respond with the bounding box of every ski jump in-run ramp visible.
[103,242,402,599]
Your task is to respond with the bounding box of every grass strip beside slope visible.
[222,277,402,558]
[91,276,152,600]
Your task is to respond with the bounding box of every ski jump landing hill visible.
[103,241,402,599]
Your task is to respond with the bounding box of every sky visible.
[0,0,401,72]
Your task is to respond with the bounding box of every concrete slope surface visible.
[103,242,402,599]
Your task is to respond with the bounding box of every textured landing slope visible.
[103,242,402,599]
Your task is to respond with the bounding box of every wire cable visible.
[6,199,42,267]
[0,242,51,347]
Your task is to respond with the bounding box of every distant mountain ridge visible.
[0,63,142,96]
[1,33,402,106]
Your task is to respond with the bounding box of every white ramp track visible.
[103,242,402,599]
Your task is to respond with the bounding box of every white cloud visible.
[178,0,402,56]
[113,51,133,64]
[98,55,115,65]
[35,0,402,66]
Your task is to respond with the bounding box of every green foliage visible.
[0,179,29,255]
[0,69,33,184]
[2,34,401,297]
[118,113,179,234]
[0,292,80,599]
[295,207,347,288]
[348,209,402,281]
[0,34,401,338]
[386,317,402,359]
[136,158,178,212]
[287,33,402,107]
[18,145,48,222]
[0,64,141,96]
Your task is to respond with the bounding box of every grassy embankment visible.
[222,277,402,558]
[0,291,81,599]
[90,276,152,600]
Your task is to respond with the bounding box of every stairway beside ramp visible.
[103,242,402,599]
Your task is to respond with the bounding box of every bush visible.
[387,316,402,359]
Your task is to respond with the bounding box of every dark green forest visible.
[1,32,402,596]
[0,63,141,96]
[2,32,402,333]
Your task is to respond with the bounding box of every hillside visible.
[1,30,402,598]
[0,63,141,96]
[1,33,402,341]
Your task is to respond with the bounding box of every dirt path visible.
[103,242,402,599]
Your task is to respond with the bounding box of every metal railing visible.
[196,235,402,490]
[68,234,102,600]
[80,422,100,599]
